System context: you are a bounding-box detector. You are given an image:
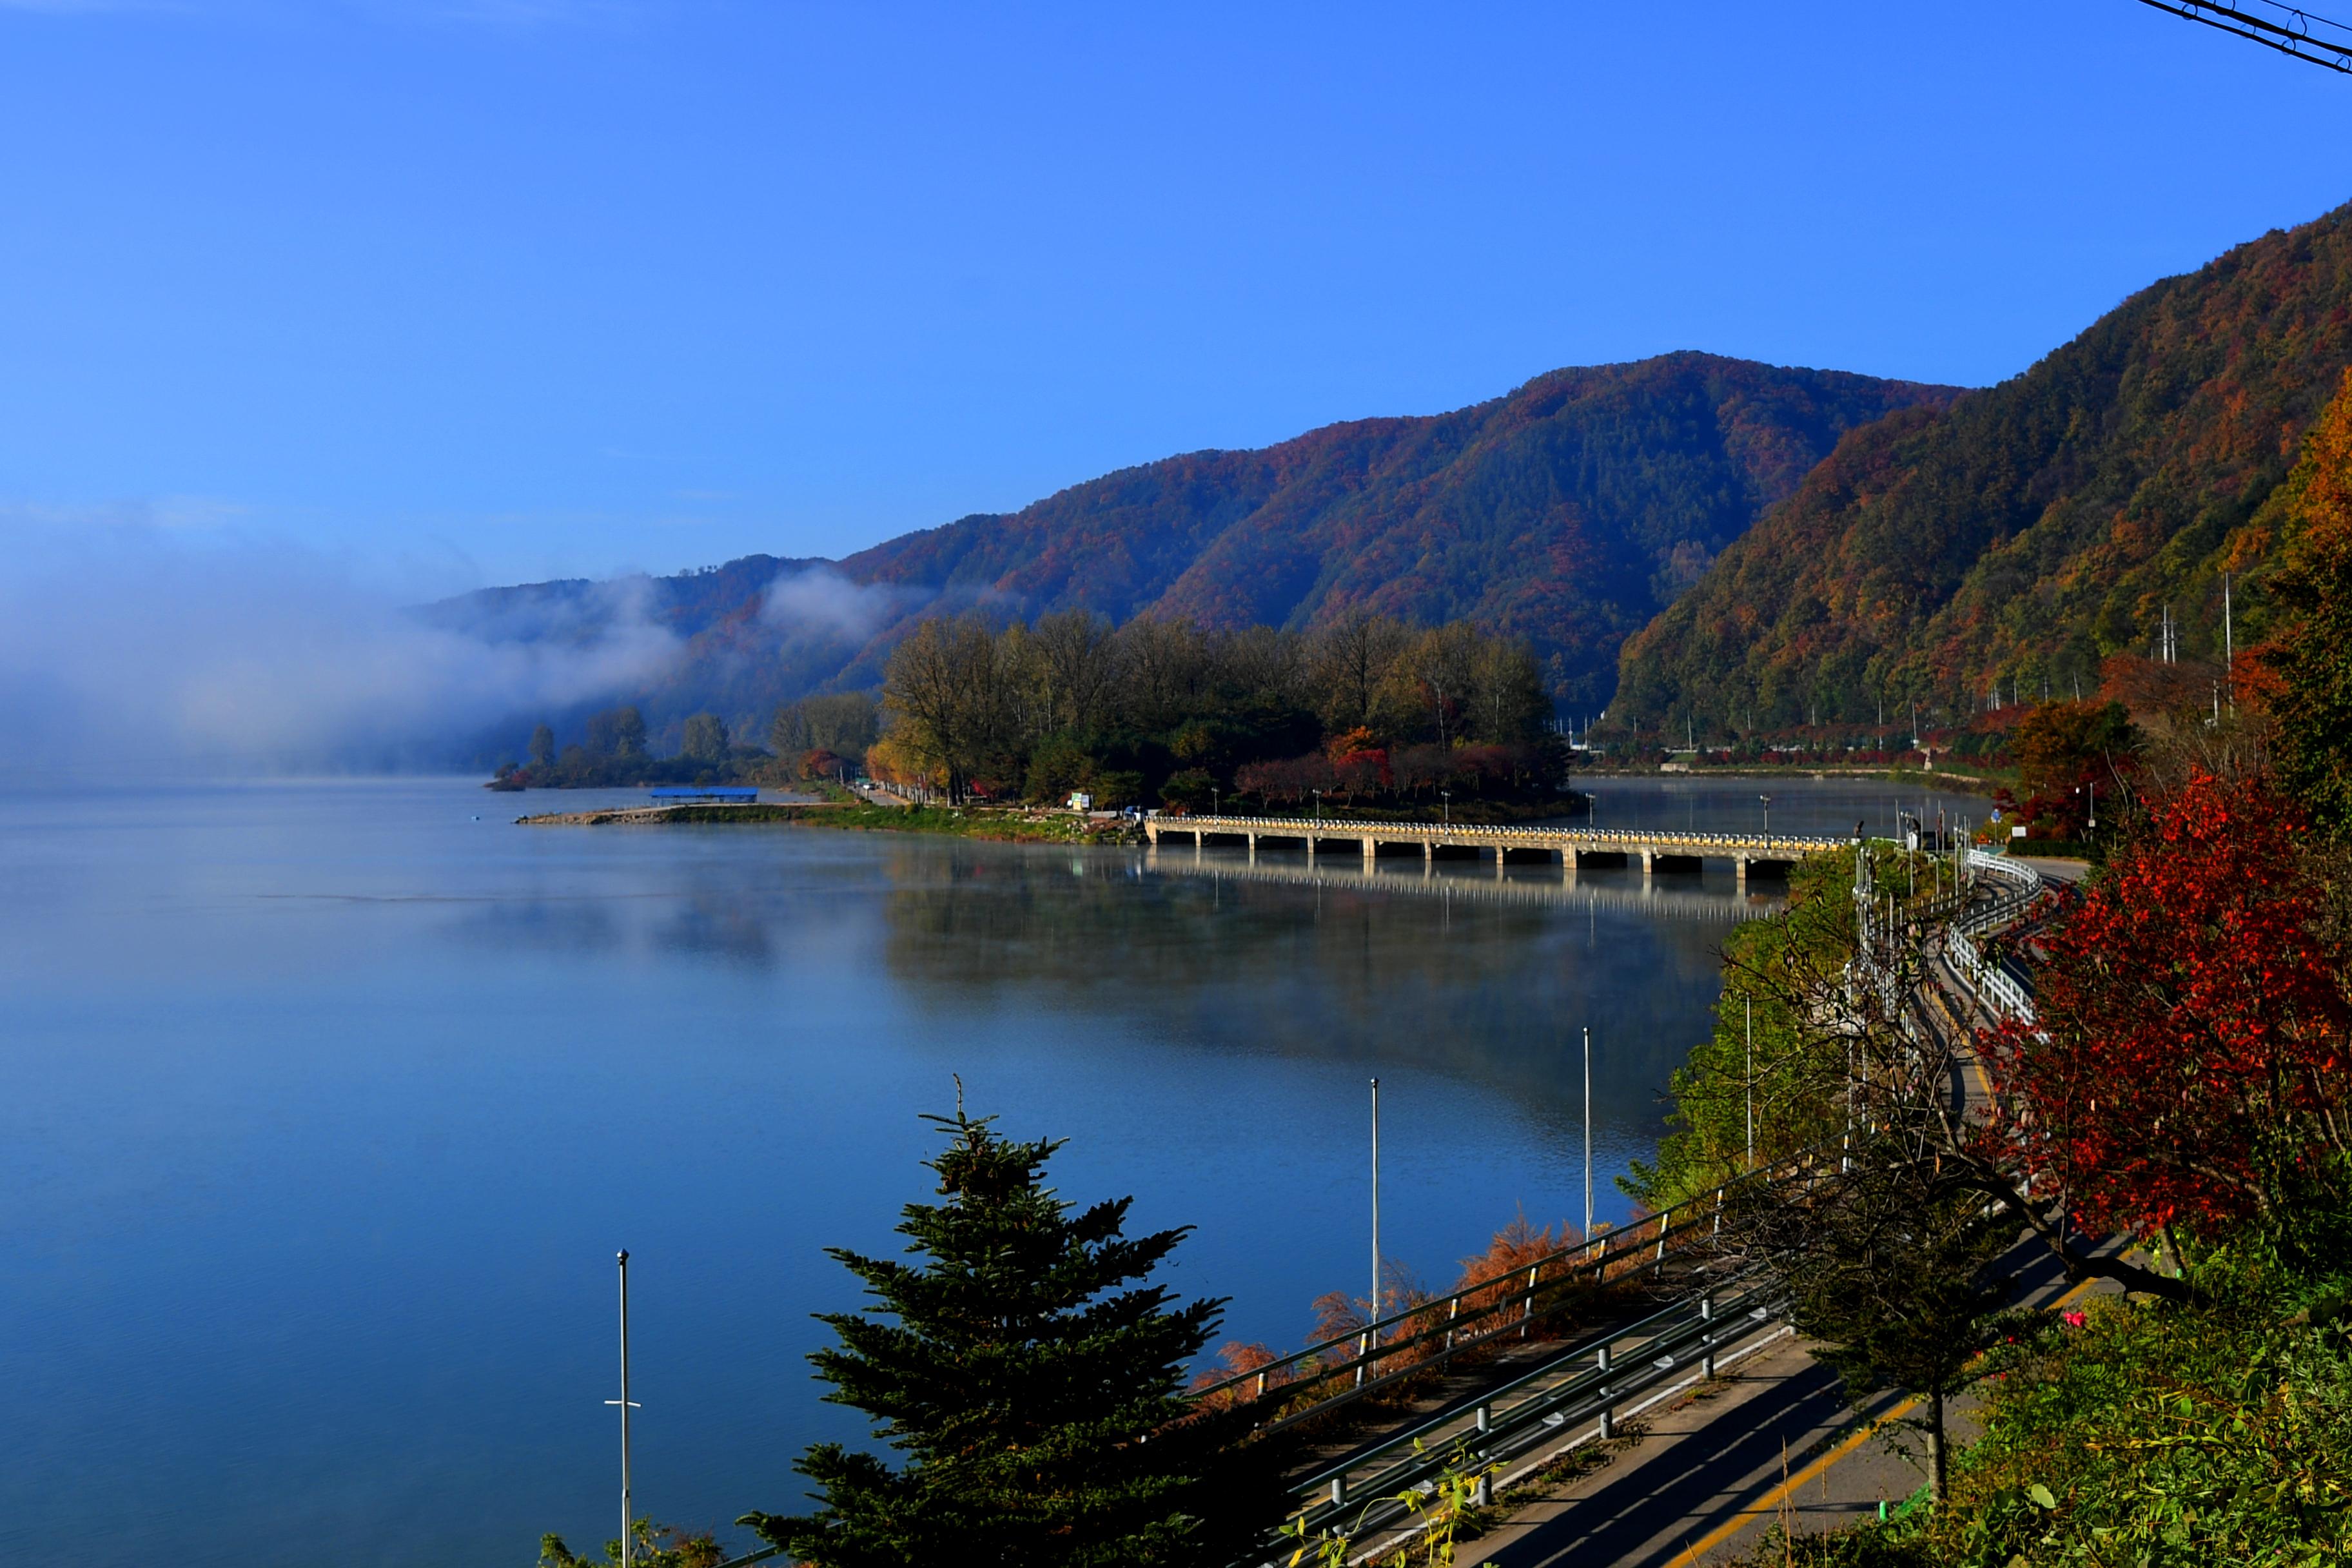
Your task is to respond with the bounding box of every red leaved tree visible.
[1979,772,2351,1243]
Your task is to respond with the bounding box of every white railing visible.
[1159,814,1848,854]
[1950,848,2043,1023]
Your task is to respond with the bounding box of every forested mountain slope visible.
[436,353,1955,744]
[1611,201,2352,732]
[836,352,1957,709]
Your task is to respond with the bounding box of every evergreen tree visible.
[741,1108,1284,1567]
[528,723,556,770]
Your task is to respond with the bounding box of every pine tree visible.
[741,1108,1284,1567]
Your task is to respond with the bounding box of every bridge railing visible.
[1185,1150,1818,1431]
[1160,814,1848,852]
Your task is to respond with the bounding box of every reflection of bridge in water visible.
[1141,844,1782,924]
[1142,814,1848,889]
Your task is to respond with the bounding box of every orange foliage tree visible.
[2269,366,2352,834]
[1979,772,2351,1245]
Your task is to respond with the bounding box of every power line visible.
[2133,0,2352,73]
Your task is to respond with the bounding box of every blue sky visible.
[3,0,2350,589]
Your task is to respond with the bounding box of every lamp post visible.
[1582,1026,1594,1242]
[1313,789,1322,825]
[1369,1078,1381,1340]
[604,1250,642,1568]
[1211,787,1220,818]
[1758,793,1773,850]
[1440,789,1451,823]
[1744,997,1754,1171]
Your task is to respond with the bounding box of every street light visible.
[1581,1026,1593,1241]
[605,1250,642,1568]
[1758,792,1773,849]
[1211,787,1220,817]
[1743,997,1754,1171]
[1369,1078,1381,1340]
[1440,789,1452,823]
[2075,782,2096,836]
[1312,789,1323,824]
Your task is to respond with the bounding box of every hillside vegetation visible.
[1612,200,2352,735]
[433,353,1955,750]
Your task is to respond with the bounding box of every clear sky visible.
[3,0,2351,590]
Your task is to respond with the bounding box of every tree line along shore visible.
[496,613,1575,821]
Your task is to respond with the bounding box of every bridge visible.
[1142,814,1852,887]
[1141,845,1777,925]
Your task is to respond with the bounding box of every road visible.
[1452,1248,2122,1567]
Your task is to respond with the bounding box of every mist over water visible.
[0,776,1986,1567]
[0,522,697,776]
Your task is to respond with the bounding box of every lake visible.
[0,774,1983,1566]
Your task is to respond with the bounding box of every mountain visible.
[1611,201,2352,733]
[435,353,1959,745]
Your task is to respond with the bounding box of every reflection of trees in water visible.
[427,831,1734,1128]
[876,851,1727,1117]
[444,890,787,968]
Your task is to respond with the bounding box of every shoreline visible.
[516,799,1140,843]
[513,768,2005,839]
[1578,764,2007,794]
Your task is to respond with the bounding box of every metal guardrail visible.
[1948,851,2043,1023]
[1262,1279,1788,1558]
[1188,1151,1816,1426]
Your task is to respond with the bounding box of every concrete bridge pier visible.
[1422,840,1435,868]
[1362,836,1377,868]
[1640,848,1656,878]
[1734,855,1749,890]
[1246,833,1257,862]
[1494,845,1507,878]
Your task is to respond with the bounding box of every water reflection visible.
[0,775,1977,1568]
[859,839,1745,1113]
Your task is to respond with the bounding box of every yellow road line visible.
[1674,1277,2103,1564]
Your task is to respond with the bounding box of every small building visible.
[650,787,760,803]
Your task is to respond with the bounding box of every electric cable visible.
[2133,0,2352,73]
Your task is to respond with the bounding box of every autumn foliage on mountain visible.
[434,354,1954,749]
[2269,368,2352,834]
[1613,201,2352,733]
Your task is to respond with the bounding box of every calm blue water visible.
[0,775,1979,1567]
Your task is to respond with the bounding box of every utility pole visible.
[1582,1027,1594,1241]
[605,1250,641,1568]
[1368,1079,1381,1337]
[2224,572,2235,707]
